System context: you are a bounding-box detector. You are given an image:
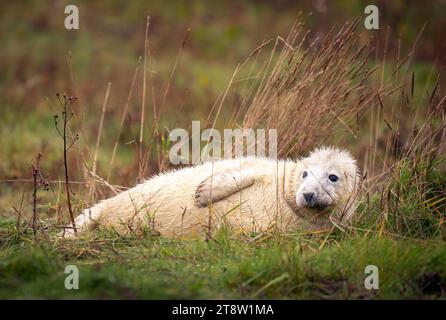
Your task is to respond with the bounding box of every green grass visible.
[0,221,445,299]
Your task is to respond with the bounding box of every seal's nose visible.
[303,192,315,206]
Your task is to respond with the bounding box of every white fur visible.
[62,147,359,238]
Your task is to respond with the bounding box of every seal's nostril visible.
[303,192,315,205]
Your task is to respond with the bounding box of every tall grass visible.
[240,18,376,157]
[353,64,446,239]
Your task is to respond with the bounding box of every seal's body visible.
[63,147,359,238]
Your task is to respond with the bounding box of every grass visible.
[1,223,445,299]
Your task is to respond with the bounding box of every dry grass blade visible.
[240,19,376,157]
[89,82,111,201]
[107,59,141,182]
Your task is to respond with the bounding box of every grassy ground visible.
[1,221,445,299]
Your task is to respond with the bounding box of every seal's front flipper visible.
[194,169,255,207]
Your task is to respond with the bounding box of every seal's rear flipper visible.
[58,206,100,238]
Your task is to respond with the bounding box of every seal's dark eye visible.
[328,174,338,182]
[302,171,308,178]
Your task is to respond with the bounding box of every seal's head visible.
[295,147,360,227]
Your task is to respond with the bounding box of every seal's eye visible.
[302,171,308,178]
[328,174,338,182]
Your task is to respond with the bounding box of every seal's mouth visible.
[303,200,333,212]
[295,205,333,228]
[309,203,331,210]
[307,204,334,220]
[292,203,334,227]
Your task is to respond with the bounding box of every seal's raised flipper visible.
[194,168,255,207]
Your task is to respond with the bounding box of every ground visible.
[1,221,445,299]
